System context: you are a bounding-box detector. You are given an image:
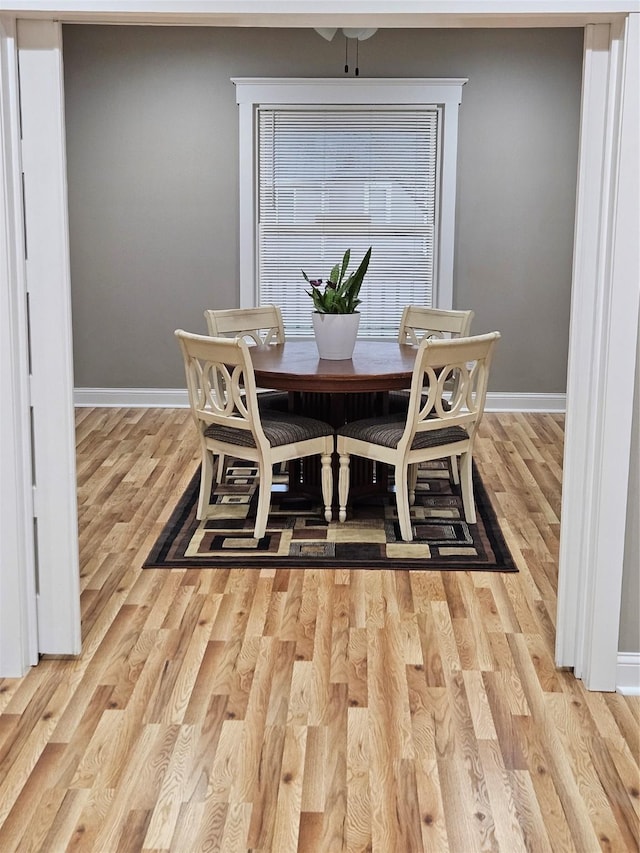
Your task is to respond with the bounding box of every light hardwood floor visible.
[0,409,638,852]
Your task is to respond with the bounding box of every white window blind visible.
[257,106,441,337]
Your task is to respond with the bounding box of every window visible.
[234,78,467,337]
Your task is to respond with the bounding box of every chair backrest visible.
[175,329,268,448]
[397,306,474,345]
[204,305,285,345]
[399,332,501,450]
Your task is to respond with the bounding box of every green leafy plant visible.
[302,247,372,314]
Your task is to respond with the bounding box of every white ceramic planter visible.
[312,312,361,360]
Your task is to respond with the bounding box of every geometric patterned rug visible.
[143,459,517,572]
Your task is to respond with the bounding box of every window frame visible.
[233,77,467,327]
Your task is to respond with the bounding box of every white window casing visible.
[234,78,467,336]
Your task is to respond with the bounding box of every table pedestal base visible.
[288,390,390,503]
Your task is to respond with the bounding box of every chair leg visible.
[197,448,215,520]
[408,463,418,506]
[320,451,333,522]
[215,452,226,483]
[459,452,476,523]
[450,454,459,484]
[394,463,413,542]
[338,452,350,522]
[253,463,273,539]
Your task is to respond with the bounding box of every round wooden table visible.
[250,339,417,395]
[250,339,419,500]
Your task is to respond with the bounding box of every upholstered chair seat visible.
[338,414,467,450]
[204,410,332,449]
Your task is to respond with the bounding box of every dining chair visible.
[204,305,289,480]
[175,329,334,539]
[391,305,475,483]
[337,332,500,542]
[204,305,285,344]
[391,305,474,411]
[397,305,474,347]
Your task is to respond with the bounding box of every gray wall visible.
[619,319,640,654]
[63,25,583,391]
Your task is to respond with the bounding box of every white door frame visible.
[17,19,81,656]
[0,4,638,687]
[0,17,81,676]
[0,16,38,675]
[556,15,640,688]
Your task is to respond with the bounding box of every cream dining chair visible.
[391,305,475,483]
[204,305,289,481]
[391,306,474,410]
[176,330,335,539]
[204,304,285,345]
[397,305,474,347]
[337,332,500,542]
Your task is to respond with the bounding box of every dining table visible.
[249,338,419,500]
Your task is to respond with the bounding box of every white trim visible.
[483,392,566,413]
[232,77,468,105]
[556,17,640,689]
[73,387,566,412]
[616,653,640,695]
[233,77,466,313]
[0,2,637,27]
[0,17,38,676]
[74,387,191,408]
[18,20,81,656]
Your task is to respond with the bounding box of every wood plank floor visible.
[0,408,638,852]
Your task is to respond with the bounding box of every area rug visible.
[144,459,516,572]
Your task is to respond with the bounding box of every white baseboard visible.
[73,388,566,412]
[616,653,640,695]
[74,388,190,408]
[484,392,566,413]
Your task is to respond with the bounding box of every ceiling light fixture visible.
[314,27,378,42]
[314,27,378,76]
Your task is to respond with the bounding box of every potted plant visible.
[302,247,372,359]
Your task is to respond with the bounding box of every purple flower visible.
[309,279,323,288]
